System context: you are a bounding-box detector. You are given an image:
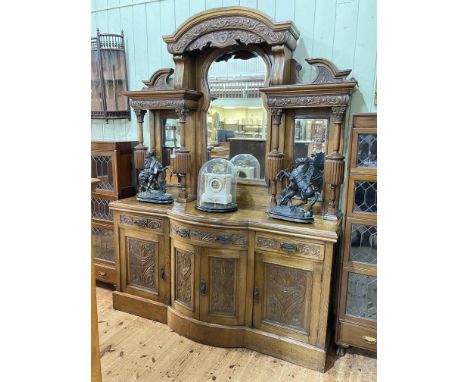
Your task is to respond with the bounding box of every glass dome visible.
[196,158,238,213]
[230,154,261,180]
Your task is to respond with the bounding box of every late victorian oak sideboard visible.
[110,198,340,371]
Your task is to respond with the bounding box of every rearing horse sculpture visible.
[275,152,325,216]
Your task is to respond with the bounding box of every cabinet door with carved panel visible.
[253,250,323,345]
[199,248,247,326]
[171,240,200,319]
[119,226,168,303]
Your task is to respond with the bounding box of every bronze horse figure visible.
[275,152,324,216]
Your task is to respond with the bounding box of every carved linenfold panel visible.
[175,249,193,309]
[256,236,322,258]
[171,224,247,247]
[167,16,291,54]
[120,215,162,231]
[209,258,236,315]
[264,263,309,333]
[268,95,349,108]
[127,238,157,292]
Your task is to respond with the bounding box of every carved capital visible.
[175,108,190,123]
[134,108,147,124]
[331,106,347,123]
[271,108,283,125]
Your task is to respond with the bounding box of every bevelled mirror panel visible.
[207,51,267,180]
[162,118,181,186]
[293,118,328,196]
[345,273,377,321]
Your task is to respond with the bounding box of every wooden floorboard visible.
[96,284,377,382]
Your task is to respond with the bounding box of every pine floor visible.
[97,284,377,382]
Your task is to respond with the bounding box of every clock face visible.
[209,177,223,193]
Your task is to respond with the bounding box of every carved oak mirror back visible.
[123,7,355,215]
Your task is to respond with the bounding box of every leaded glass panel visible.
[345,273,377,321]
[92,227,115,262]
[91,197,112,221]
[357,134,377,167]
[353,181,377,213]
[350,224,377,264]
[91,155,114,191]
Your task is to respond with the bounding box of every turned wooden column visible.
[173,108,190,201]
[323,106,346,220]
[265,108,284,207]
[133,109,148,171]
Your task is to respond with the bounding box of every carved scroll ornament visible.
[166,16,293,54]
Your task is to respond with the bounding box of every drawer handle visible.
[97,271,107,277]
[200,280,207,296]
[253,287,260,302]
[134,219,147,228]
[362,335,377,345]
[280,243,297,253]
[215,235,231,245]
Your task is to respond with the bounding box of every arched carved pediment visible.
[142,68,174,90]
[305,58,355,85]
[163,7,299,54]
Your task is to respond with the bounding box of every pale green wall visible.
[91,0,377,147]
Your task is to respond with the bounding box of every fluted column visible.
[323,106,346,220]
[173,108,191,201]
[265,108,284,207]
[133,109,147,170]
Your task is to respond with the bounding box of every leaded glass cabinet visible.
[335,113,377,355]
[91,141,137,285]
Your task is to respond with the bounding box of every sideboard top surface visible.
[110,197,340,242]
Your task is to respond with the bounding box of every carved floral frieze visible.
[130,99,187,110]
[167,16,292,54]
[267,95,350,108]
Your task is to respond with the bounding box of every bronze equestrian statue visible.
[267,152,324,223]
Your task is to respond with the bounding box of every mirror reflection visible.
[207,50,267,180]
[162,117,180,186]
[294,118,328,160]
[294,118,328,196]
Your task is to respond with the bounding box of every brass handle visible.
[280,242,297,253]
[362,336,377,345]
[200,280,207,295]
[98,271,107,277]
[134,219,147,228]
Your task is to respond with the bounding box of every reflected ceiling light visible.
[247,107,261,109]
[221,106,237,109]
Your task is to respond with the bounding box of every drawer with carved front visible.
[119,213,164,233]
[255,234,324,260]
[170,223,247,248]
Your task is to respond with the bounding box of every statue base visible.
[195,202,238,213]
[136,191,174,204]
[266,205,315,224]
